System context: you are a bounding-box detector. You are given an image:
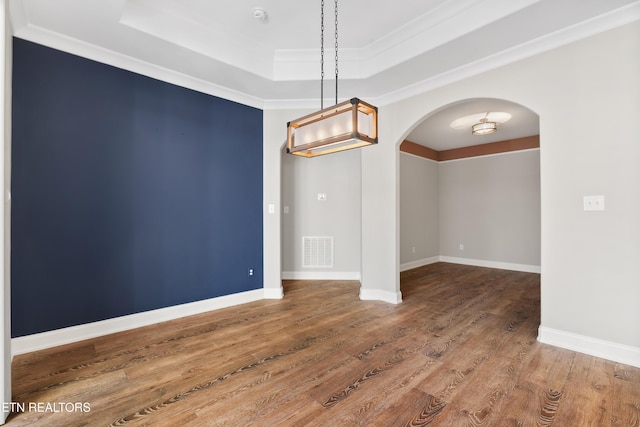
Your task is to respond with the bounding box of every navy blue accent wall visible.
[11,38,263,337]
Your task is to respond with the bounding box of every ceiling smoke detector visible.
[253,7,268,22]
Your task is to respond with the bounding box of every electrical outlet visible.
[459,243,464,251]
[583,195,605,211]
[248,268,254,276]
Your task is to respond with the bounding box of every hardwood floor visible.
[8,262,640,426]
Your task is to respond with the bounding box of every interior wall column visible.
[360,104,401,304]
[1,0,11,423]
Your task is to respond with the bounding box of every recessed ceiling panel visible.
[120,0,541,81]
[10,0,640,105]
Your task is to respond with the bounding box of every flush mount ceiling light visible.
[287,0,378,158]
[449,112,511,136]
[472,113,497,135]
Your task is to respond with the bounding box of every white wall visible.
[438,150,540,268]
[356,21,640,365]
[360,116,402,303]
[535,22,640,361]
[265,21,640,365]
[263,108,296,299]
[399,153,439,269]
[399,149,540,272]
[281,148,362,279]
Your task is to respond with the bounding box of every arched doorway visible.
[397,98,541,291]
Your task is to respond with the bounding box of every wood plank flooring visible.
[8,262,640,426]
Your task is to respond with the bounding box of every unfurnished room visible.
[1,1,639,425]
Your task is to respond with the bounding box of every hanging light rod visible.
[287,0,378,158]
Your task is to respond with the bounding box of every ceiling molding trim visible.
[118,0,537,83]
[400,140,439,161]
[10,1,640,112]
[376,1,640,106]
[273,48,365,81]
[11,24,266,110]
[401,136,540,162]
[273,0,540,82]
[263,98,326,111]
[119,0,275,81]
[438,135,540,161]
[355,0,541,80]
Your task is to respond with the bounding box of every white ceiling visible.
[9,0,640,149]
[407,98,539,150]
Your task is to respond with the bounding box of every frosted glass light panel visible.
[287,98,378,158]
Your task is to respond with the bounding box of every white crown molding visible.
[273,0,540,81]
[119,0,275,81]
[106,0,544,83]
[10,11,266,109]
[538,326,640,368]
[266,1,640,109]
[355,0,541,81]
[376,1,640,106]
[263,98,322,111]
[10,0,640,110]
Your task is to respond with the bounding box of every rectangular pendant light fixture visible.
[287,97,378,158]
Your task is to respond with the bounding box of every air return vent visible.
[302,236,333,268]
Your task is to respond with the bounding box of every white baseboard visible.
[285,257,539,279]
[263,286,284,299]
[439,256,541,273]
[281,271,361,281]
[13,257,539,355]
[400,256,439,272]
[12,289,265,356]
[281,271,400,304]
[359,288,402,304]
[538,326,640,368]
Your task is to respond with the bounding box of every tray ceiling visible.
[10,0,640,108]
[9,0,640,150]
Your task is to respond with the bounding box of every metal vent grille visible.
[302,236,333,268]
